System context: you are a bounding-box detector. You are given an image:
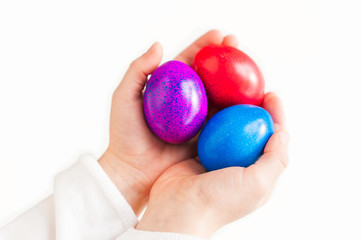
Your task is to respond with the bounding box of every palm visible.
[149,156,273,222]
[148,158,256,219]
[146,92,288,224]
[108,30,239,183]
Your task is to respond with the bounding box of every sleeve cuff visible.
[53,153,138,239]
[79,153,138,227]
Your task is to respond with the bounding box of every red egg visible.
[192,45,265,108]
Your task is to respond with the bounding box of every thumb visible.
[250,130,289,184]
[117,42,163,100]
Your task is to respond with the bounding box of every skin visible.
[98,30,237,215]
[98,30,289,238]
[136,92,289,238]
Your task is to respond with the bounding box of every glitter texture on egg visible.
[143,60,208,144]
[198,104,274,171]
[193,45,265,109]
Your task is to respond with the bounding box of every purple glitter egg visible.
[143,60,208,144]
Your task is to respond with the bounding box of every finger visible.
[175,29,223,65]
[261,92,286,131]
[250,130,289,182]
[117,42,163,100]
[175,158,207,176]
[159,158,206,180]
[222,34,238,47]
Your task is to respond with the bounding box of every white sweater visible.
[0,154,206,240]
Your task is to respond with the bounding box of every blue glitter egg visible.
[198,104,274,171]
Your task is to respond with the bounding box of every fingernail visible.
[279,131,289,145]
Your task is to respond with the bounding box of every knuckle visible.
[128,58,147,80]
[281,152,289,168]
[129,58,141,69]
[276,151,289,169]
[269,151,289,169]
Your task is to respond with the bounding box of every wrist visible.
[136,197,219,238]
[98,150,151,215]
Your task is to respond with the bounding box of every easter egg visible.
[198,105,274,171]
[143,60,208,144]
[193,45,265,109]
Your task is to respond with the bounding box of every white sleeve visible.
[0,154,138,240]
[116,227,207,240]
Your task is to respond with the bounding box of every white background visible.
[1,0,360,239]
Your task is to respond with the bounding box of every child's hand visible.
[136,92,289,238]
[99,30,238,214]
